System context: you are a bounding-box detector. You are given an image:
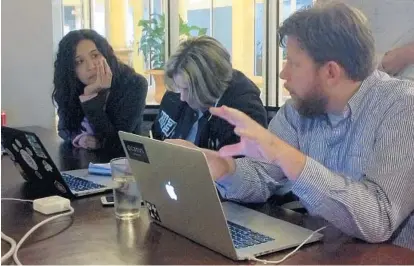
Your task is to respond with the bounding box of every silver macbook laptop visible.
[119,131,323,261]
[1,126,113,198]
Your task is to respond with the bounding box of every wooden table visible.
[2,126,414,265]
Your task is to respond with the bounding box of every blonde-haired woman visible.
[152,36,267,151]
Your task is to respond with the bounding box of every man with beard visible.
[168,2,414,250]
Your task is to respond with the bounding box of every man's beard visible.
[292,87,328,118]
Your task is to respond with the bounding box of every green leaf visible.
[138,13,208,69]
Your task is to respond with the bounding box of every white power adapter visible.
[33,196,71,215]
[2,196,74,265]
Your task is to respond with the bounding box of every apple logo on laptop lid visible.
[165,181,177,201]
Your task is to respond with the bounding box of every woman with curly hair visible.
[52,29,148,151]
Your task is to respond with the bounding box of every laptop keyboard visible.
[61,173,106,192]
[227,221,274,249]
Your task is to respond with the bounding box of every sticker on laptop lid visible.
[54,180,67,194]
[35,171,43,180]
[20,148,38,171]
[42,160,53,172]
[15,139,22,148]
[25,147,33,157]
[123,140,150,164]
[5,148,15,161]
[25,134,47,159]
[145,201,161,222]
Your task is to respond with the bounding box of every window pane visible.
[92,0,106,37]
[181,0,211,36]
[62,0,86,35]
[179,0,266,101]
[278,0,314,106]
[141,0,165,104]
[254,0,264,77]
[212,0,232,54]
[89,0,166,105]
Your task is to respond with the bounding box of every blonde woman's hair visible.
[164,36,233,109]
[350,6,368,24]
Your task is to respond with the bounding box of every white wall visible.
[1,0,62,129]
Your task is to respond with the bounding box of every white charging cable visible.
[1,198,34,203]
[1,197,74,266]
[1,198,34,264]
[1,231,17,263]
[248,226,327,264]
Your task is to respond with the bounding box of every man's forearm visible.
[200,148,236,180]
[270,138,307,181]
[292,157,414,243]
[216,158,288,203]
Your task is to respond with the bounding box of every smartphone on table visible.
[101,195,114,206]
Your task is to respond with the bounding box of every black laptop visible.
[1,126,113,198]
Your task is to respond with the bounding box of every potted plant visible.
[138,14,207,103]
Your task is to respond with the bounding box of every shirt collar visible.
[346,70,381,121]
